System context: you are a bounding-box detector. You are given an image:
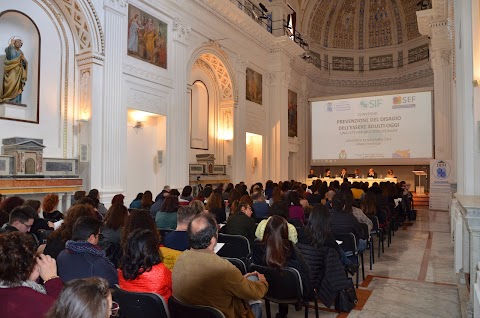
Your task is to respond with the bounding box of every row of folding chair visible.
[112,285,225,318]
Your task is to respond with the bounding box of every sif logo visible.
[393,95,416,104]
[360,99,382,109]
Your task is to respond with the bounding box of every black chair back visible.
[216,233,251,259]
[224,257,247,275]
[249,264,303,304]
[112,285,170,318]
[168,296,225,318]
[333,232,357,257]
[158,228,174,244]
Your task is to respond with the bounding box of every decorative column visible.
[76,52,105,190]
[90,0,127,205]
[166,18,191,189]
[231,55,248,184]
[266,63,291,181]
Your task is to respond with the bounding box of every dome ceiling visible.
[307,0,427,50]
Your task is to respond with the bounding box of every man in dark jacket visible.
[57,216,118,287]
[0,206,36,234]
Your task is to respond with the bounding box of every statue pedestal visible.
[0,102,27,119]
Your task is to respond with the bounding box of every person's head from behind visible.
[72,216,103,245]
[42,194,59,213]
[46,277,112,318]
[251,191,265,203]
[120,229,161,280]
[331,193,345,212]
[239,194,253,208]
[262,215,291,269]
[141,190,153,208]
[181,186,193,198]
[189,200,205,215]
[306,204,331,247]
[121,209,159,247]
[342,192,354,212]
[87,189,100,201]
[23,200,41,214]
[205,193,222,210]
[269,201,289,218]
[0,232,36,286]
[187,214,217,250]
[77,197,98,209]
[51,204,95,242]
[104,203,128,230]
[203,186,213,199]
[287,190,300,206]
[73,191,86,202]
[111,194,125,205]
[161,195,179,212]
[9,206,36,233]
[177,206,196,227]
[0,196,25,214]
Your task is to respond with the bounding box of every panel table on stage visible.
[306,177,398,187]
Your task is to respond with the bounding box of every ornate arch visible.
[52,0,104,53]
[188,41,237,103]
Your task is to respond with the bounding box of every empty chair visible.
[250,264,308,318]
[216,233,251,266]
[112,285,170,318]
[169,296,225,318]
[359,222,374,270]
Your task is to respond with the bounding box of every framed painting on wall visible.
[127,5,167,69]
[288,89,297,137]
[246,68,262,105]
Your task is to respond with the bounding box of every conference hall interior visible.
[0,0,478,317]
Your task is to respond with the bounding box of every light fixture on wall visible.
[133,121,143,133]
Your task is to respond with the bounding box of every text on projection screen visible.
[311,91,433,164]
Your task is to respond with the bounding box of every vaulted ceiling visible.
[303,0,429,50]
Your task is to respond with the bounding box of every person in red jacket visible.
[118,228,172,302]
[0,232,63,318]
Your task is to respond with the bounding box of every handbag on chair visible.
[334,278,358,312]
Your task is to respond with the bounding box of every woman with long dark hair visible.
[205,193,226,224]
[251,215,310,318]
[154,195,179,229]
[141,191,154,210]
[118,229,172,302]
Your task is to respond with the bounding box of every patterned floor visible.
[262,208,461,318]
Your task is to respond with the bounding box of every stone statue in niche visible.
[0,37,28,104]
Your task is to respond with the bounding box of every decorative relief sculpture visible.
[1,37,28,104]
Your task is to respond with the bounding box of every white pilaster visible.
[267,65,290,182]
[95,0,127,203]
[232,55,247,184]
[166,18,191,189]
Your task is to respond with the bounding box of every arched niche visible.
[0,10,41,123]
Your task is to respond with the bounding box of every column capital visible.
[103,0,127,15]
[234,55,248,74]
[173,18,192,45]
[267,71,290,88]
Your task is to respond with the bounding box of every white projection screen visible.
[310,89,433,166]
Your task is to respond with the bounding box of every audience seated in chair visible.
[296,205,355,308]
[0,205,36,234]
[155,195,179,230]
[46,277,115,318]
[252,192,269,220]
[42,194,63,223]
[172,213,268,318]
[0,232,63,318]
[99,203,129,267]
[221,202,257,243]
[164,206,197,251]
[118,229,172,302]
[255,201,298,244]
[57,216,118,287]
[43,204,96,259]
[251,215,310,318]
[206,193,226,224]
